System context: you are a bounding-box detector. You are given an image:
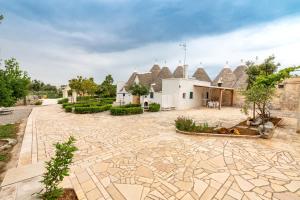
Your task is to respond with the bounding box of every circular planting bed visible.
[175,116,282,139]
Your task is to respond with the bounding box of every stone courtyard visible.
[1,104,300,200]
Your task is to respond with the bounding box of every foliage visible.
[128,83,149,96]
[0,124,18,139]
[58,98,69,104]
[97,75,116,98]
[65,106,73,113]
[110,106,143,116]
[0,58,31,107]
[38,137,77,200]
[35,100,43,105]
[242,55,300,126]
[245,56,279,88]
[175,117,212,133]
[69,76,97,96]
[0,14,3,23]
[0,153,8,162]
[30,80,60,98]
[74,105,112,114]
[149,103,160,112]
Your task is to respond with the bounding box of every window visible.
[150,92,154,98]
[182,93,186,99]
[189,92,193,99]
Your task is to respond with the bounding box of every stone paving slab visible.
[1,162,44,187]
[2,105,300,200]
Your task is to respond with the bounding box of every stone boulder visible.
[258,121,275,139]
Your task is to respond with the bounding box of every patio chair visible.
[207,101,214,108]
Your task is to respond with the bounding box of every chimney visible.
[184,64,188,79]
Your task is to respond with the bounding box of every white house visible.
[116,62,247,110]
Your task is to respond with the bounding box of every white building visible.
[116,63,247,110]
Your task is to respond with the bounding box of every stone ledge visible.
[1,162,45,187]
[176,129,261,139]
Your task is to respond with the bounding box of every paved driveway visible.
[4,105,300,200]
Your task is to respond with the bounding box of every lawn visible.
[0,124,18,139]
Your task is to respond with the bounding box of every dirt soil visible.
[237,117,282,127]
[58,189,78,200]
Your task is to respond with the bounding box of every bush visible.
[37,137,77,200]
[122,104,141,108]
[74,104,112,114]
[58,98,68,104]
[110,106,143,116]
[35,100,43,105]
[65,106,73,112]
[62,103,73,108]
[149,103,160,112]
[175,117,212,133]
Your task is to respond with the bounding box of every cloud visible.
[1,0,300,52]
[1,14,300,85]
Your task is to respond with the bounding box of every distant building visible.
[116,61,249,110]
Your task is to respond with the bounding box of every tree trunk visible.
[253,102,256,119]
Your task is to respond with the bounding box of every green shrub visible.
[58,98,68,104]
[175,117,196,132]
[110,106,143,116]
[37,137,77,200]
[122,104,141,108]
[65,106,73,112]
[175,117,212,133]
[149,103,160,112]
[62,103,73,108]
[74,105,112,114]
[34,100,43,105]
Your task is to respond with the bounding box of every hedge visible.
[149,103,160,112]
[74,104,112,114]
[62,103,73,108]
[65,106,73,112]
[58,98,69,104]
[110,106,143,116]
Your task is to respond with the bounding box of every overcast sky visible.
[1,0,300,85]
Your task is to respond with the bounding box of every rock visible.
[250,117,262,126]
[258,121,275,139]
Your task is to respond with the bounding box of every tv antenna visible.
[179,42,187,66]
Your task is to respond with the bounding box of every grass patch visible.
[0,154,8,162]
[0,124,18,139]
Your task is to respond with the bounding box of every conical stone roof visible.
[153,67,173,92]
[150,64,161,81]
[173,66,184,78]
[212,68,236,87]
[192,68,211,82]
[233,65,248,89]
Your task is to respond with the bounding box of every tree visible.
[69,76,98,96]
[82,78,98,96]
[69,76,84,95]
[0,58,31,107]
[97,75,116,98]
[0,15,3,23]
[128,83,149,104]
[242,64,300,127]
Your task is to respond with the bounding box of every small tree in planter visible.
[242,61,299,136]
[128,83,149,104]
[37,136,77,200]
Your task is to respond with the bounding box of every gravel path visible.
[0,106,33,125]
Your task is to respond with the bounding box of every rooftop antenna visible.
[179,42,188,78]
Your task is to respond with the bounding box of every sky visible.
[0,0,300,85]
